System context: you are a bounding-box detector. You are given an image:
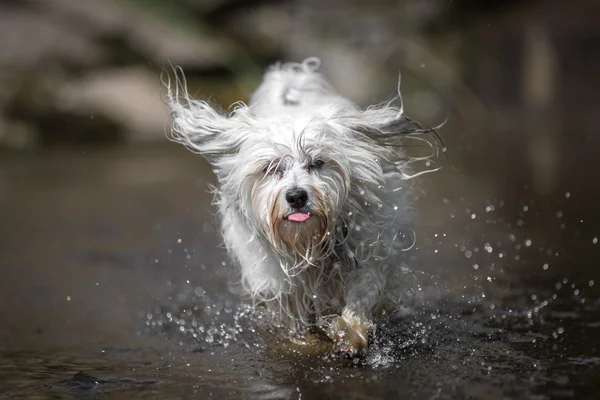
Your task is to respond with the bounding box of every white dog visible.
[163,58,437,353]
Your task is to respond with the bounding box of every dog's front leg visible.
[322,265,387,353]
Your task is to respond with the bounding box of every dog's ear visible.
[358,109,429,145]
[336,106,436,158]
[338,105,442,178]
[161,67,247,165]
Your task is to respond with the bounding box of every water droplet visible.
[543,263,549,270]
[593,237,598,244]
[66,296,71,301]
[565,192,571,198]
[178,238,182,243]
[472,264,479,270]
[471,213,476,219]
[464,250,472,258]
[556,211,563,218]
[393,205,398,211]
[525,239,532,247]
[589,280,595,287]
[523,205,529,212]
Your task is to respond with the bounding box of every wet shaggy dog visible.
[163,58,437,353]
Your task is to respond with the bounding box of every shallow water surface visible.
[1,144,599,399]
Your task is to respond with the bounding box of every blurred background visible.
[1,0,599,398]
[1,0,599,200]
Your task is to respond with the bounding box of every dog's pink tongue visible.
[287,212,310,222]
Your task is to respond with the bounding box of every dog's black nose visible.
[286,188,308,209]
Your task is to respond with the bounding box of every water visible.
[1,143,598,399]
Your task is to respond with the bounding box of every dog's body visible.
[164,58,433,352]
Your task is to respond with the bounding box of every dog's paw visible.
[319,310,372,354]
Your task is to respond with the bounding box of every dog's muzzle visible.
[285,188,311,222]
[286,188,308,209]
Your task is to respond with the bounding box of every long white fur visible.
[163,58,437,334]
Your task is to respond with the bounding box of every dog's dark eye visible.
[263,166,275,175]
[263,163,283,178]
[309,159,325,170]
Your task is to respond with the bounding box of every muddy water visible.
[0,143,599,399]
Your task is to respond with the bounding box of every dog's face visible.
[231,122,353,262]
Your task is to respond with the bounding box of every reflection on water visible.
[0,143,599,399]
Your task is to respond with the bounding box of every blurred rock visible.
[27,0,233,67]
[0,8,103,69]
[0,0,239,149]
[58,67,169,142]
[3,68,124,146]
